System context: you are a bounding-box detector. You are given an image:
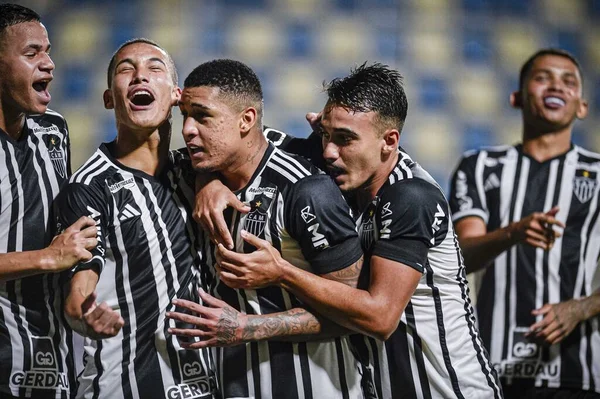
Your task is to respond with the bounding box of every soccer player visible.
[171,59,364,398]
[0,4,98,398]
[449,48,600,397]
[179,63,502,398]
[56,39,217,399]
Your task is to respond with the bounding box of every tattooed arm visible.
[166,261,359,349]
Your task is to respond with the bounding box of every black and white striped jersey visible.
[0,110,76,399]
[450,144,600,393]
[353,150,502,399]
[202,143,364,399]
[53,143,217,399]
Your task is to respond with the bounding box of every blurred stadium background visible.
[14,0,600,191]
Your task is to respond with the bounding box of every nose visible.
[548,76,564,92]
[182,116,198,141]
[132,67,149,84]
[322,138,339,162]
[40,52,54,73]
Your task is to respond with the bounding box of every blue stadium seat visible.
[463,27,493,64]
[61,65,90,101]
[463,123,495,151]
[419,77,448,110]
[287,23,313,58]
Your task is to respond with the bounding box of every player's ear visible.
[382,129,399,154]
[239,107,257,134]
[510,91,522,109]
[172,86,182,106]
[103,90,114,110]
[576,98,588,120]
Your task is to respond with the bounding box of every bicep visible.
[454,216,487,240]
[320,257,363,288]
[369,255,421,320]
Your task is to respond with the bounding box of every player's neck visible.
[114,126,170,176]
[354,151,399,211]
[522,125,572,162]
[220,132,267,192]
[0,107,26,140]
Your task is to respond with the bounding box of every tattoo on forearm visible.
[242,308,320,341]
[325,259,362,288]
[216,306,241,346]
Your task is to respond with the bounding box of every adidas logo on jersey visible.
[484,173,500,191]
[119,204,141,221]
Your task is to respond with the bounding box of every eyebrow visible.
[24,43,51,52]
[330,127,360,138]
[115,57,167,70]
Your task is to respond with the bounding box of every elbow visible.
[363,311,400,341]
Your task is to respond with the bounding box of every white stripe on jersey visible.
[490,147,517,365]
[0,144,11,251]
[475,151,488,211]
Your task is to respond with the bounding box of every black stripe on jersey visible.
[586,321,595,392]
[111,231,134,399]
[250,342,262,399]
[454,235,502,398]
[424,263,465,399]
[503,154,523,360]
[2,140,20,251]
[8,286,32,398]
[334,338,350,399]
[269,342,300,399]
[395,304,426,398]
[131,181,166,398]
[0,308,10,390]
[92,340,103,399]
[297,342,313,399]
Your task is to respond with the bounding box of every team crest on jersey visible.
[573,169,597,204]
[10,336,69,390]
[45,134,67,178]
[244,196,271,238]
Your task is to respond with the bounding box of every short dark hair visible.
[324,62,408,133]
[184,59,263,125]
[106,38,178,88]
[518,48,583,91]
[0,3,40,45]
[0,3,41,37]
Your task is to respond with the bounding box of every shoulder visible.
[265,147,321,182]
[382,177,446,210]
[69,147,116,186]
[574,145,600,165]
[27,109,68,130]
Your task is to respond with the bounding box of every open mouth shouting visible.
[32,78,52,104]
[128,87,155,110]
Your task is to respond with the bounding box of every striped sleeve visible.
[449,151,489,223]
[53,181,109,273]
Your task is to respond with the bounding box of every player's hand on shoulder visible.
[45,216,97,272]
[193,175,250,249]
[510,206,564,250]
